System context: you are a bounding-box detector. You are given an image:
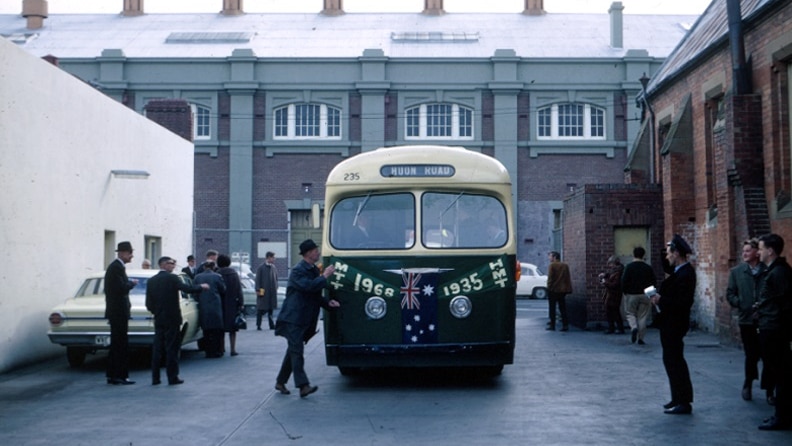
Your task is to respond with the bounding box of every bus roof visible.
[326,145,511,186]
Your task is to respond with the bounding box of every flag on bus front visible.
[399,269,440,344]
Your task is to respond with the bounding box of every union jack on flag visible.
[400,272,422,310]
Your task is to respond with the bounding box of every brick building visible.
[1,1,699,277]
[624,0,792,339]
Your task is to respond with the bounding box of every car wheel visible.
[66,347,87,367]
[532,287,548,300]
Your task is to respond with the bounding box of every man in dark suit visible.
[104,241,138,385]
[274,239,339,398]
[145,256,208,385]
[181,254,196,279]
[651,234,696,415]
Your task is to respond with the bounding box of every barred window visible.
[404,103,474,140]
[537,103,606,140]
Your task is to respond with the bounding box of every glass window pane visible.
[275,106,288,137]
[327,106,340,137]
[406,106,420,137]
[458,106,472,137]
[330,194,415,250]
[558,103,583,137]
[426,104,451,137]
[590,106,604,137]
[296,104,320,137]
[421,192,507,248]
[538,107,552,137]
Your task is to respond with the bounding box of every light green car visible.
[47,269,201,367]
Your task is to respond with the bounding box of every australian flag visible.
[399,269,440,344]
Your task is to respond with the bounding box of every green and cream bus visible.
[322,145,517,375]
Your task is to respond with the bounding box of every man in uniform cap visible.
[650,234,696,414]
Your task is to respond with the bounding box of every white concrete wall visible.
[0,38,195,372]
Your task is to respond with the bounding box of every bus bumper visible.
[325,342,514,367]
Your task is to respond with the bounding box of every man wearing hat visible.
[274,239,339,398]
[104,241,139,385]
[650,234,696,414]
[145,256,209,385]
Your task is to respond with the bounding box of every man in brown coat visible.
[547,251,572,331]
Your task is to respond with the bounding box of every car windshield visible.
[75,275,176,297]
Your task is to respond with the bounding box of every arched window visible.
[274,103,342,139]
[405,103,473,140]
[537,103,606,140]
[191,104,211,140]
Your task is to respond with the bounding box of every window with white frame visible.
[405,103,473,139]
[537,103,605,139]
[192,104,211,140]
[274,103,341,139]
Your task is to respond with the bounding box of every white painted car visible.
[516,262,548,299]
[47,269,201,367]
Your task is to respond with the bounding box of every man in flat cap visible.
[104,241,139,385]
[650,234,696,414]
[274,239,339,398]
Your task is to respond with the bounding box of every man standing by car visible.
[104,241,138,385]
[546,251,572,332]
[145,256,208,385]
[274,239,339,397]
[256,251,279,330]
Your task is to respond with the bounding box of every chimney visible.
[221,0,244,16]
[609,1,624,49]
[322,0,344,16]
[122,0,144,17]
[523,0,545,16]
[21,0,47,30]
[423,0,445,16]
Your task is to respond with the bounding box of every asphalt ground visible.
[0,300,789,445]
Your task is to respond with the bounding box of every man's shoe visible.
[109,378,135,385]
[758,416,792,431]
[742,386,752,401]
[257,326,262,331]
[631,328,638,344]
[663,401,677,410]
[664,403,692,415]
[152,379,161,386]
[168,378,185,385]
[559,326,569,332]
[545,326,555,331]
[275,383,291,395]
[637,339,646,345]
[299,385,318,398]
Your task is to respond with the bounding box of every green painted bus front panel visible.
[323,254,516,346]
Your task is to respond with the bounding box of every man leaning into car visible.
[145,256,208,385]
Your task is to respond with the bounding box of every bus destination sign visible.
[380,164,456,178]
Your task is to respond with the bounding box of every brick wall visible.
[143,98,192,141]
[562,184,664,328]
[647,0,792,340]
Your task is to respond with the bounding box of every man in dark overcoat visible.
[274,239,339,398]
[255,251,279,330]
[650,234,696,415]
[193,262,226,358]
[145,256,207,385]
[104,241,138,385]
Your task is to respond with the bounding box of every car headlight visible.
[49,312,64,326]
[449,296,472,318]
[364,296,387,320]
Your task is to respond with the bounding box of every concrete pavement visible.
[0,300,789,445]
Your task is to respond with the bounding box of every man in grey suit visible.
[104,241,138,385]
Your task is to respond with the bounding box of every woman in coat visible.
[600,256,625,334]
[193,262,226,358]
[217,254,244,356]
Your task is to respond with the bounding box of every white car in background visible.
[516,262,548,299]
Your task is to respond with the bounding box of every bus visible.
[322,145,517,375]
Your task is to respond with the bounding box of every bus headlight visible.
[449,296,472,319]
[364,296,387,320]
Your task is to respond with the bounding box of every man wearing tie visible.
[181,254,196,279]
[104,241,138,385]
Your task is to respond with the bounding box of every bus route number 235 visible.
[343,172,360,181]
